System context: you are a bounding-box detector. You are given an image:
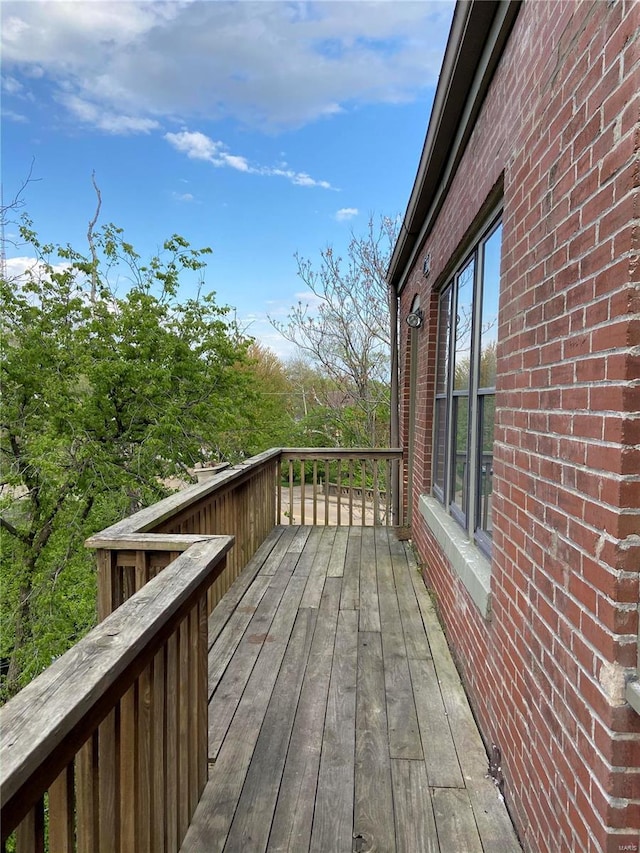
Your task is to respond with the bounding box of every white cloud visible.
[2,1,454,133]
[61,93,159,134]
[2,108,28,124]
[172,191,195,203]
[335,207,359,222]
[166,129,335,189]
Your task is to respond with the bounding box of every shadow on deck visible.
[182,526,521,853]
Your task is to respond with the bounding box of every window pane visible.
[453,259,475,391]
[433,398,447,496]
[479,225,501,390]
[451,395,469,517]
[436,286,452,394]
[477,394,495,537]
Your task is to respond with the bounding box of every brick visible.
[397,1,640,849]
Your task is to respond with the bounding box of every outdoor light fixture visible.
[406,308,424,329]
[422,254,431,277]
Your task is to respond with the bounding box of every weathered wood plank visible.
[207,570,292,758]
[408,657,464,788]
[185,573,308,852]
[300,527,334,608]
[387,533,432,660]
[358,525,380,632]
[376,531,422,760]
[207,575,271,692]
[267,578,341,852]
[207,526,285,645]
[309,609,358,853]
[431,788,483,853]
[407,554,521,850]
[293,525,324,579]
[260,526,300,575]
[354,632,395,853]
[339,527,361,611]
[327,526,348,577]
[390,759,439,853]
[225,608,317,852]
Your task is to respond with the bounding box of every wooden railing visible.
[279,448,403,527]
[0,446,404,852]
[0,536,232,853]
[86,448,281,620]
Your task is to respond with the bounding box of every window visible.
[433,217,502,556]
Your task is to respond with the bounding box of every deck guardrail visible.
[1,446,404,852]
[279,448,403,527]
[0,537,232,853]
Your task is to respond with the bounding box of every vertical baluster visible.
[137,668,152,853]
[165,632,179,851]
[277,459,282,524]
[348,460,354,526]
[98,710,118,853]
[77,731,100,853]
[385,459,392,526]
[49,764,75,853]
[15,798,44,853]
[188,605,199,816]
[197,594,209,797]
[178,618,190,843]
[324,459,330,526]
[312,460,318,525]
[373,459,380,526]
[288,459,294,525]
[119,684,136,852]
[152,647,166,853]
[361,460,367,526]
[336,459,342,526]
[300,459,306,525]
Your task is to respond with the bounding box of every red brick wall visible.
[399,2,640,851]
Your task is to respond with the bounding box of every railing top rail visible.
[85,447,281,547]
[280,448,403,460]
[0,536,233,816]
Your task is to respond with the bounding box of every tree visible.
[0,218,254,698]
[270,216,398,447]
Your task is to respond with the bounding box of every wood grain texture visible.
[432,787,483,853]
[340,527,361,611]
[225,608,317,852]
[309,609,358,853]
[184,573,308,852]
[267,580,341,852]
[48,765,75,853]
[390,759,439,853]
[354,632,395,853]
[376,531,422,760]
[358,527,380,632]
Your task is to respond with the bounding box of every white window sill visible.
[627,679,640,715]
[418,494,492,620]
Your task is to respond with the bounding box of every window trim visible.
[424,209,502,616]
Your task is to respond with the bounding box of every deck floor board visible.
[182,526,521,853]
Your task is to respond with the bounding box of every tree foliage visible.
[271,216,398,447]
[0,219,255,698]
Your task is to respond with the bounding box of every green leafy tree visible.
[0,219,254,698]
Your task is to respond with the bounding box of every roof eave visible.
[388,0,521,294]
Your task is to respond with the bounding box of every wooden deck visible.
[180,526,521,853]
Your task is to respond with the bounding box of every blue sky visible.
[2,0,454,358]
